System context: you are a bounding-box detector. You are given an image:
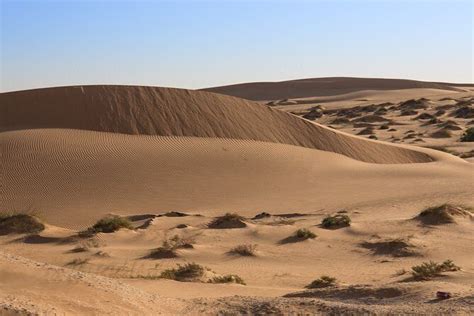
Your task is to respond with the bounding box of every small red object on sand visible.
[436,291,451,299]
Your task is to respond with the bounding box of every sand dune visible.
[1,129,470,229]
[202,77,472,101]
[1,85,434,163]
[1,83,473,315]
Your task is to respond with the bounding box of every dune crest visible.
[1,85,434,163]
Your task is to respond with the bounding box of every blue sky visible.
[1,0,472,92]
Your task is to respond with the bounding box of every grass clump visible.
[295,228,317,240]
[147,235,194,259]
[460,127,474,142]
[228,244,257,256]
[411,260,460,280]
[67,258,90,266]
[208,213,247,229]
[306,276,337,289]
[0,213,45,235]
[79,215,133,237]
[416,204,471,225]
[160,262,206,282]
[321,214,351,229]
[209,274,246,285]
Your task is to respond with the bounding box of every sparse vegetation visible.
[228,244,257,256]
[411,260,460,280]
[0,212,45,235]
[209,274,246,285]
[416,204,472,225]
[160,262,206,281]
[67,258,90,266]
[321,214,351,229]
[79,215,133,237]
[208,213,247,229]
[295,228,317,240]
[460,127,474,142]
[306,276,337,288]
[147,235,194,259]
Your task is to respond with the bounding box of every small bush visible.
[306,276,337,289]
[460,127,474,142]
[321,214,351,229]
[0,213,45,235]
[209,274,246,285]
[416,204,471,225]
[411,260,460,280]
[295,228,317,240]
[79,215,133,236]
[228,244,257,256]
[147,235,194,259]
[160,262,206,281]
[208,213,247,229]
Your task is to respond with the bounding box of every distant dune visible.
[0,85,433,164]
[202,77,471,101]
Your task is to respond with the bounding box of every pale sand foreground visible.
[1,84,473,314]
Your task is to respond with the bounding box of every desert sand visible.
[1,79,473,315]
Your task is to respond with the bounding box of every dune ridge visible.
[202,77,470,101]
[1,85,434,163]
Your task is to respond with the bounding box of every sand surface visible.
[1,81,473,315]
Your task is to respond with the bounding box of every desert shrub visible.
[79,215,133,236]
[411,260,460,280]
[147,235,194,259]
[209,274,246,285]
[416,204,471,225]
[295,228,317,240]
[460,127,474,142]
[0,213,45,235]
[321,214,351,229]
[306,276,337,289]
[208,213,247,229]
[160,262,206,281]
[228,244,257,256]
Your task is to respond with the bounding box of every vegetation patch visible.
[460,127,474,142]
[228,244,257,256]
[306,276,337,289]
[208,213,247,229]
[416,204,472,225]
[321,214,351,229]
[160,262,206,282]
[146,235,194,259]
[411,260,460,280]
[79,215,133,237]
[67,258,90,266]
[209,274,246,285]
[0,213,45,235]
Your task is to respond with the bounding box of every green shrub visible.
[460,127,474,142]
[306,275,337,289]
[321,214,351,229]
[79,215,133,236]
[160,262,206,281]
[228,244,257,256]
[209,274,246,285]
[0,213,45,235]
[295,228,317,240]
[411,260,460,280]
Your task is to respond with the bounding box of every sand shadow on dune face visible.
[284,285,405,300]
[359,239,420,258]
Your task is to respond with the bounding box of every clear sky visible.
[1,0,473,92]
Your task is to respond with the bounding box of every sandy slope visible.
[202,77,472,101]
[0,85,433,164]
[2,129,471,230]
